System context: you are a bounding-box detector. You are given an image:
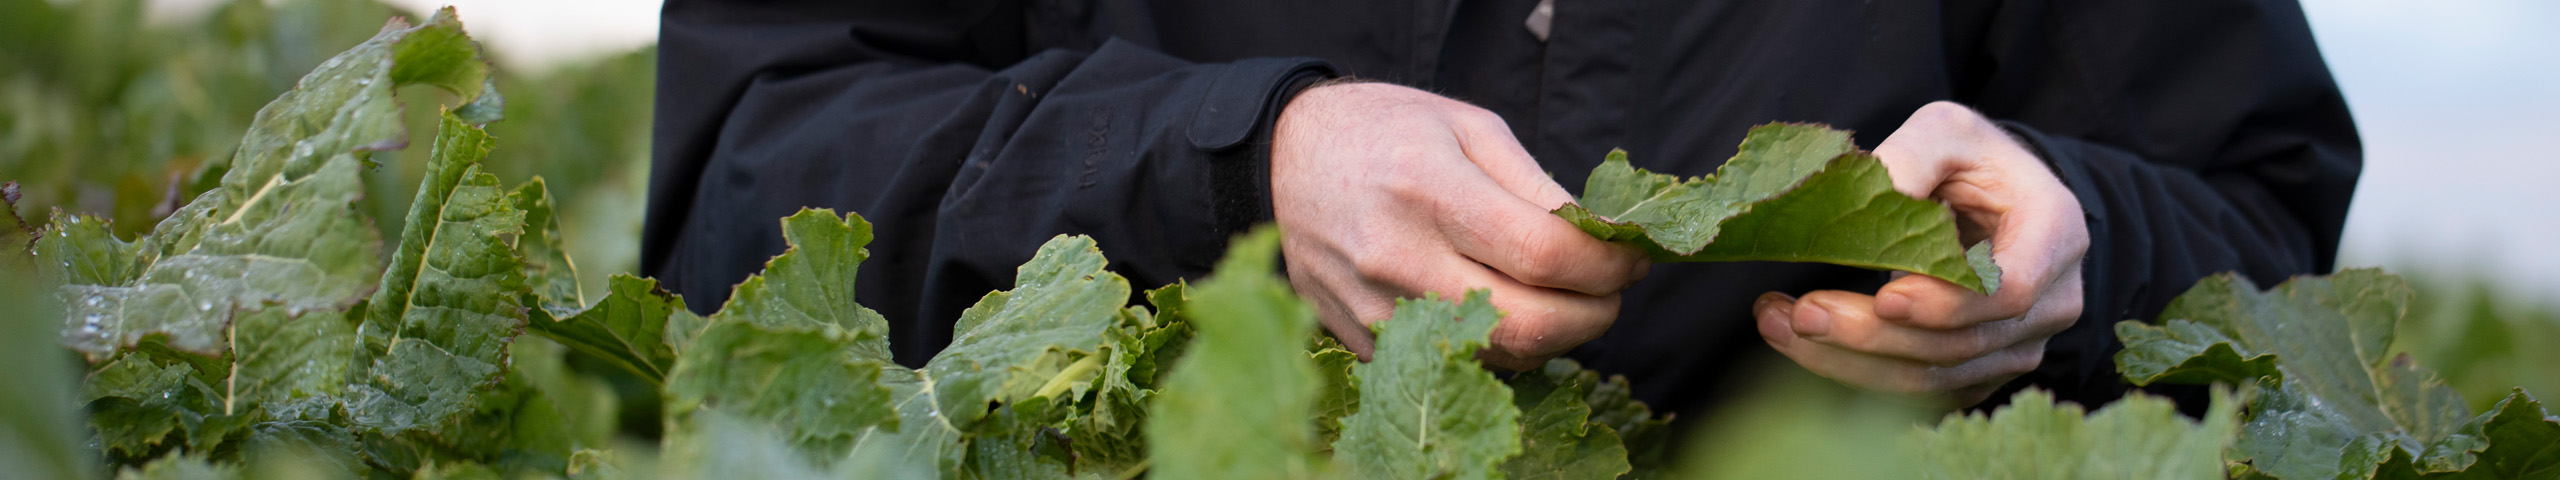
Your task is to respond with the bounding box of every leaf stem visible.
[1035,353,1106,400]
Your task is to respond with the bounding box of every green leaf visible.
[1580,370,1672,475]
[664,308,711,355]
[707,209,891,361]
[351,368,580,476]
[961,398,1077,479]
[35,212,138,286]
[565,448,622,480]
[84,356,200,457]
[1310,345,1359,451]
[839,368,969,477]
[0,270,91,480]
[45,6,501,362]
[1011,282,1201,476]
[2392,389,2560,479]
[662,320,896,458]
[0,181,35,257]
[508,338,622,448]
[915,233,1133,429]
[115,454,238,480]
[1555,124,1997,293]
[841,232,1137,476]
[1912,388,2240,479]
[237,418,364,479]
[526,274,686,384]
[1133,284,1198,389]
[660,409,841,480]
[1499,359,1631,480]
[351,114,528,436]
[83,355,254,459]
[410,461,502,480]
[227,308,359,420]
[1147,228,1329,480]
[1332,290,1521,480]
[1057,305,1187,473]
[2115,269,2560,478]
[513,178,583,316]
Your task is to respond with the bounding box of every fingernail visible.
[1877,292,1912,320]
[1755,295,1794,348]
[1793,303,1833,337]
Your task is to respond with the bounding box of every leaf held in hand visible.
[1556,123,1998,293]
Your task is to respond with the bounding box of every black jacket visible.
[644,0,2359,419]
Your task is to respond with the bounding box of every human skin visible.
[1273,85,2089,403]
[1271,81,1650,371]
[1753,101,2089,407]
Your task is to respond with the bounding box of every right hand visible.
[1270,82,1649,370]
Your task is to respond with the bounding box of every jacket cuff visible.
[1199,58,1336,239]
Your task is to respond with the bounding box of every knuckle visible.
[1872,141,1916,163]
[2006,355,2043,377]
[2012,342,2048,369]
[1348,297,1400,323]
[2041,299,2085,326]
[1992,292,2038,318]
[1918,101,1972,122]
[1930,337,1991,367]
[1479,347,1545,372]
[1507,234,1574,287]
[1993,348,2043,378]
[1346,251,1409,285]
[1620,258,1652,287]
[1458,108,1510,131]
[1375,157,1435,204]
[1911,101,2001,139]
[1498,302,1608,359]
[1489,320,1552,360]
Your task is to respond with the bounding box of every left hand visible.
[1752,101,2089,407]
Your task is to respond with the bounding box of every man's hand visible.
[1752,101,2089,406]
[1272,82,1649,371]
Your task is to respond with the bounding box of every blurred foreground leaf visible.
[1914,388,2239,479]
[2116,269,2560,478]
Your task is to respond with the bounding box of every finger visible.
[1762,320,2044,397]
[1286,244,1389,360]
[1790,290,2047,367]
[1871,133,1962,201]
[1874,190,2075,329]
[1754,291,1800,349]
[1872,101,2002,200]
[1303,284,1378,361]
[1396,255,1619,371]
[1433,171,1650,295]
[1447,108,1577,209]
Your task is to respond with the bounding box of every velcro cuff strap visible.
[1188,57,1334,151]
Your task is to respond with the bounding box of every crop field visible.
[2,1,2553,479]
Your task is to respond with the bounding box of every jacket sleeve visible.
[1953,0,2362,409]
[642,0,1332,364]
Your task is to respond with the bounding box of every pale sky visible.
[2302,0,2560,297]
[150,0,2560,296]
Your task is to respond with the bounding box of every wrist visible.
[1208,61,1333,242]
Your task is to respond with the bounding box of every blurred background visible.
[1,0,2551,475]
